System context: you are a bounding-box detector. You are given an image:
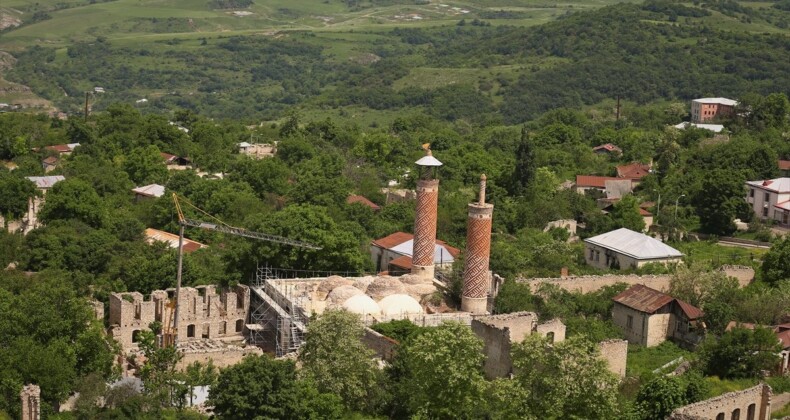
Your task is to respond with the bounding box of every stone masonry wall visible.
[362,327,398,361]
[109,285,250,351]
[177,345,263,370]
[669,383,771,420]
[518,266,754,294]
[598,339,628,378]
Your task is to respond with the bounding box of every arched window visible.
[731,408,740,420]
[187,324,196,338]
[132,330,142,343]
[236,319,244,332]
[546,331,555,344]
[746,404,756,420]
[716,413,725,420]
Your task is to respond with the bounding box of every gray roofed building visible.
[132,184,165,199]
[26,175,65,189]
[583,228,683,270]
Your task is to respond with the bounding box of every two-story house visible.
[691,97,737,123]
[746,178,790,227]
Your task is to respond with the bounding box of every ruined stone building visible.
[109,285,250,350]
[20,384,40,420]
[669,383,772,420]
[612,284,705,348]
[470,312,566,379]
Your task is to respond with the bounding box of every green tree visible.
[0,171,38,219]
[299,309,383,413]
[509,335,622,418]
[635,375,689,420]
[122,145,168,185]
[39,179,107,228]
[208,355,343,420]
[700,327,782,379]
[392,322,487,418]
[611,194,646,232]
[761,237,790,286]
[695,169,749,235]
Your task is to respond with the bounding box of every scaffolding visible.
[249,265,307,357]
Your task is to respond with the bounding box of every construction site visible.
[108,148,503,359]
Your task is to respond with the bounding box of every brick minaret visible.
[461,174,494,314]
[411,149,442,280]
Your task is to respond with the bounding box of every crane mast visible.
[166,193,320,347]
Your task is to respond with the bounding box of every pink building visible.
[691,97,737,123]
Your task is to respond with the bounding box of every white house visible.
[746,178,790,227]
[583,228,683,270]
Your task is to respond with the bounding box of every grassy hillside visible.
[1,0,789,121]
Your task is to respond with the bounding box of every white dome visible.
[326,285,363,304]
[367,276,407,301]
[342,294,381,317]
[378,294,423,316]
[316,276,353,300]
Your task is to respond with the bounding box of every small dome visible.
[398,274,429,285]
[367,276,407,301]
[342,294,381,317]
[378,294,423,316]
[316,276,353,300]
[405,283,437,301]
[327,285,363,305]
[351,276,375,293]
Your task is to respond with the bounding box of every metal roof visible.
[26,175,65,189]
[371,231,459,264]
[746,178,790,193]
[612,284,673,314]
[132,184,165,198]
[693,97,738,106]
[584,228,683,260]
[415,151,443,167]
[673,122,725,133]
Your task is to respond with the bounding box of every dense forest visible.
[6,2,790,121]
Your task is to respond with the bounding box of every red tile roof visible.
[161,152,178,163]
[777,330,790,349]
[576,175,623,188]
[639,208,653,217]
[616,162,652,180]
[779,160,790,171]
[42,156,59,165]
[347,195,381,211]
[612,284,674,314]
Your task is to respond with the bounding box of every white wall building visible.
[746,178,790,227]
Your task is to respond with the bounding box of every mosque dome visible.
[316,276,353,300]
[342,294,381,317]
[326,285,363,305]
[378,294,423,316]
[366,276,407,301]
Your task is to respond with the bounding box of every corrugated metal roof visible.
[675,299,703,320]
[132,184,165,198]
[612,284,673,314]
[372,231,459,264]
[616,162,652,179]
[747,178,790,193]
[693,97,738,106]
[584,228,683,260]
[144,228,205,253]
[26,175,65,189]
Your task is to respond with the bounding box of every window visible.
[132,330,142,343]
[626,315,633,329]
[219,321,226,335]
[749,189,754,198]
[747,404,756,420]
[546,331,555,344]
[716,413,725,420]
[589,248,595,260]
[202,323,210,339]
[187,324,196,338]
[783,212,789,225]
[595,251,600,262]
[765,192,770,202]
[731,408,740,420]
[236,319,244,332]
[763,207,769,217]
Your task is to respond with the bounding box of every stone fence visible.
[517,266,754,294]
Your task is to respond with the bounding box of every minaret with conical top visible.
[461,174,494,314]
[411,147,442,281]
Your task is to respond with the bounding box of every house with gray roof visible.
[583,228,683,270]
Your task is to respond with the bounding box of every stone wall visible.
[598,339,628,378]
[518,266,754,294]
[669,383,771,420]
[470,312,569,379]
[362,327,398,361]
[109,285,250,351]
[176,343,263,370]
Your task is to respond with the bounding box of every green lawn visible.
[671,241,767,268]
[626,341,693,379]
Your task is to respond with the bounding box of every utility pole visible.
[616,95,621,121]
[84,92,90,121]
